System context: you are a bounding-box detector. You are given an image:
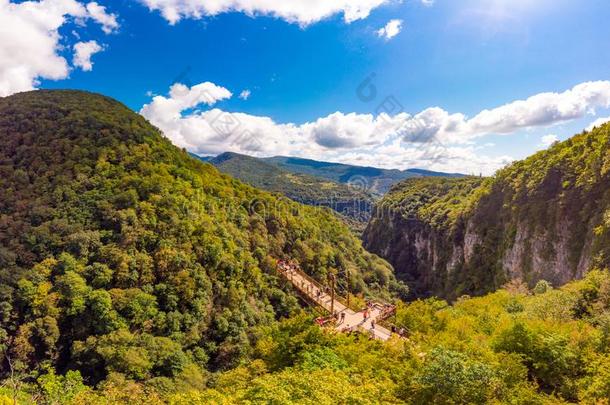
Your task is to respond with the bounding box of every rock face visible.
[363,124,610,299]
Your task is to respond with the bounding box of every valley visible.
[0,90,609,404]
[2,0,610,402]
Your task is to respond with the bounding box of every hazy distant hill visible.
[204,152,374,225]
[262,156,464,196]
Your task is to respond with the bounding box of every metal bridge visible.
[277,260,397,341]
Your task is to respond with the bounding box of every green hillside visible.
[206,152,375,225]
[364,122,610,299]
[0,90,401,388]
[1,90,610,404]
[264,155,465,196]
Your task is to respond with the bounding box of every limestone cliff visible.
[363,123,610,299]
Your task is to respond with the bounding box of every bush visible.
[408,347,503,404]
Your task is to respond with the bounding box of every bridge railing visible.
[277,260,351,313]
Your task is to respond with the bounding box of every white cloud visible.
[73,40,103,71]
[138,0,391,26]
[141,86,397,155]
[586,116,610,131]
[239,89,251,100]
[540,134,558,148]
[140,81,513,175]
[0,0,119,96]
[86,2,119,34]
[139,80,610,175]
[302,111,403,149]
[377,19,402,40]
[397,81,610,144]
[140,82,232,127]
[334,143,512,176]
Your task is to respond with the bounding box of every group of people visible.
[278,258,407,340]
[362,300,376,320]
[277,259,326,305]
[277,259,299,275]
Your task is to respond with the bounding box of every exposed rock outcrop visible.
[363,124,610,299]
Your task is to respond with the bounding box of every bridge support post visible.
[346,270,350,308]
[329,274,336,316]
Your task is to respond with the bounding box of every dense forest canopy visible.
[1,90,610,404]
[4,267,610,403]
[0,90,402,389]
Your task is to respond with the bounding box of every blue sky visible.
[4,0,610,174]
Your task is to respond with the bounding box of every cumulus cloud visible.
[586,116,610,131]
[397,81,610,144]
[85,2,119,34]
[141,86,398,156]
[377,19,403,40]
[73,40,103,71]
[0,0,118,96]
[302,111,403,149]
[140,80,610,175]
[140,82,232,126]
[138,0,391,26]
[140,81,513,174]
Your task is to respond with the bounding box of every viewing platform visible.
[277,260,398,341]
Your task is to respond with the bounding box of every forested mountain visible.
[364,123,610,299]
[1,90,610,404]
[0,90,402,390]
[205,152,374,224]
[263,156,464,196]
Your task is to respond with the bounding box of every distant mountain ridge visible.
[201,152,375,227]
[262,156,465,196]
[195,153,465,197]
